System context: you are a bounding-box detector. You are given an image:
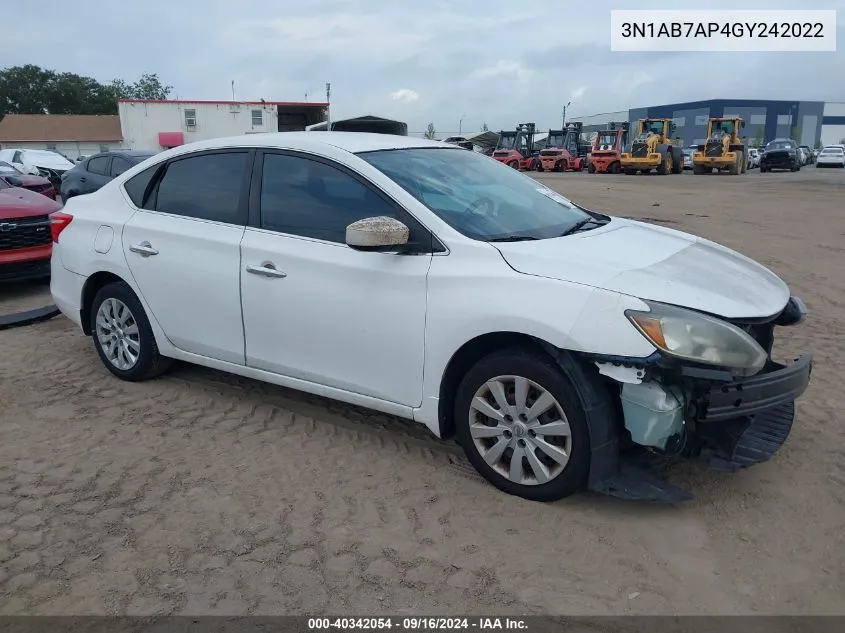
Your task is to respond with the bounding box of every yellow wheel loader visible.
[692,117,748,175]
[620,118,684,175]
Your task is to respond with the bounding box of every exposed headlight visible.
[625,301,767,375]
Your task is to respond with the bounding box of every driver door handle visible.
[246,263,287,278]
[129,241,159,257]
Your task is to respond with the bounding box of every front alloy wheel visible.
[469,376,572,485]
[454,349,591,501]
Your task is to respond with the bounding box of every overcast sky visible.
[5,0,844,134]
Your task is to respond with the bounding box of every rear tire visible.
[508,161,518,169]
[90,281,173,382]
[454,348,591,502]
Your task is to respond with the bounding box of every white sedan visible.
[816,146,845,168]
[50,132,812,503]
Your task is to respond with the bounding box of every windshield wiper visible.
[559,217,608,236]
[487,235,539,242]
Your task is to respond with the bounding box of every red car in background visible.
[0,177,62,283]
[0,160,57,200]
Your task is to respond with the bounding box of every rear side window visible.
[123,164,159,208]
[153,152,249,224]
[87,156,110,175]
[110,156,132,177]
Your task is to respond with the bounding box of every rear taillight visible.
[50,211,73,243]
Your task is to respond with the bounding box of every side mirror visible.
[346,216,410,252]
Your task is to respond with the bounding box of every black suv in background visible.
[60,150,155,203]
[759,139,801,173]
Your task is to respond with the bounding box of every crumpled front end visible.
[584,296,812,503]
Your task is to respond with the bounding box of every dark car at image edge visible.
[759,139,801,173]
[61,150,156,203]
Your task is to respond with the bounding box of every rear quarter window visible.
[123,164,160,208]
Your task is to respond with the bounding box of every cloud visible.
[0,0,843,135]
[569,86,587,103]
[390,89,420,103]
[470,61,534,83]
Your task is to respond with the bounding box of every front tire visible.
[90,281,173,381]
[454,349,591,502]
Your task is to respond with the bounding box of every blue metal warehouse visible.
[578,99,845,148]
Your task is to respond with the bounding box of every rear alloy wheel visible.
[454,349,590,501]
[91,281,172,381]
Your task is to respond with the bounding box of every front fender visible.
[414,243,656,433]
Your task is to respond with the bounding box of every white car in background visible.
[816,146,845,168]
[0,148,74,183]
[50,132,812,503]
[746,147,760,168]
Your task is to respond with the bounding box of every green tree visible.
[0,65,172,117]
[110,73,172,100]
[752,126,764,147]
[815,140,823,149]
[790,126,801,143]
[481,122,489,132]
[424,122,436,139]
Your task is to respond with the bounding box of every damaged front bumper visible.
[694,354,812,471]
[582,297,813,503]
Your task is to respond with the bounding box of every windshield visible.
[0,161,23,174]
[547,132,564,147]
[596,133,617,148]
[497,135,516,151]
[359,148,590,241]
[644,120,664,135]
[714,120,735,135]
[766,140,794,150]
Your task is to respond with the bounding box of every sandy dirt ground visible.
[0,167,843,616]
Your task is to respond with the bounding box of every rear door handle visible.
[246,263,287,278]
[129,241,159,257]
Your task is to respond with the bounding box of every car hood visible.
[26,157,73,170]
[0,187,62,219]
[2,173,50,187]
[492,218,790,320]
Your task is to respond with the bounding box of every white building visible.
[0,114,123,160]
[118,99,328,151]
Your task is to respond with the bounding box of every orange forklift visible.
[537,122,587,172]
[587,122,629,174]
[492,123,539,170]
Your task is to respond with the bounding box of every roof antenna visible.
[231,80,236,102]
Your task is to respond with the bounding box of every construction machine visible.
[692,117,747,175]
[620,118,684,175]
[537,122,587,172]
[587,122,629,174]
[492,123,538,170]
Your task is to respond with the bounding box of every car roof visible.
[164,132,453,157]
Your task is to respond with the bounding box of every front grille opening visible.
[0,215,52,251]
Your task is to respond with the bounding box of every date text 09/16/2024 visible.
[307,618,528,630]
